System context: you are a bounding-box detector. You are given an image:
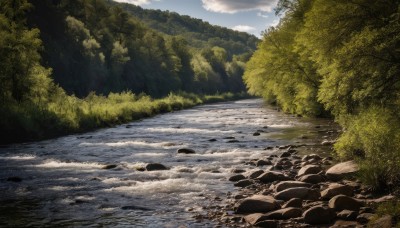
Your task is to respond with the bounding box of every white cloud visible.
[268,19,280,27]
[113,0,159,6]
[202,0,278,14]
[257,12,269,18]
[232,25,256,32]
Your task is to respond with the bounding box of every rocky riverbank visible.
[205,145,396,227]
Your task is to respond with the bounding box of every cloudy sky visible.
[113,0,281,37]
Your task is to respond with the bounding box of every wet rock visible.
[357,213,375,224]
[224,136,236,139]
[244,213,269,225]
[326,161,359,181]
[280,151,291,158]
[234,179,254,188]
[265,207,302,220]
[208,138,217,142]
[7,176,22,182]
[235,195,280,214]
[229,174,246,182]
[145,163,168,171]
[247,170,264,179]
[337,210,358,220]
[257,171,290,183]
[254,220,278,228]
[275,187,320,201]
[329,195,362,211]
[256,160,272,166]
[302,154,322,162]
[273,181,311,192]
[282,198,302,208]
[121,205,152,211]
[297,165,322,176]
[102,164,117,169]
[177,148,196,154]
[302,205,336,225]
[231,169,246,174]
[227,140,239,143]
[321,183,353,199]
[298,174,324,184]
[369,215,392,228]
[136,167,146,172]
[253,132,261,136]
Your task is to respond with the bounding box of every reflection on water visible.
[0,99,338,227]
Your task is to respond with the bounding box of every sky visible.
[113,0,281,37]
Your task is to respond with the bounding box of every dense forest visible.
[244,0,400,189]
[0,0,256,144]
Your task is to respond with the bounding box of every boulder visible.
[282,198,302,208]
[234,179,254,188]
[235,195,280,214]
[297,165,322,176]
[321,183,353,199]
[298,174,324,184]
[302,154,322,162]
[244,213,269,225]
[145,163,168,171]
[326,161,359,181]
[246,169,264,179]
[177,148,196,154]
[253,132,261,136]
[357,213,375,224]
[265,207,302,220]
[228,174,246,182]
[369,215,392,228]
[337,210,358,221]
[275,187,320,201]
[280,151,291,158]
[256,159,272,166]
[102,164,117,169]
[328,195,362,211]
[254,220,278,228]
[303,205,336,225]
[273,181,311,192]
[257,171,290,183]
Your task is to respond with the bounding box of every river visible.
[0,99,338,227]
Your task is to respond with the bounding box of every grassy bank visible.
[0,91,249,145]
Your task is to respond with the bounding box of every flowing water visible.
[0,99,338,227]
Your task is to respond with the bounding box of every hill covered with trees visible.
[0,0,256,144]
[244,0,400,189]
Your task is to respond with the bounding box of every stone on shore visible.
[298,174,324,184]
[328,195,362,211]
[302,205,336,225]
[234,179,254,188]
[102,164,118,169]
[297,165,322,176]
[275,187,320,201]
[321,183,353,199]
[326,161,359,181]
[244,214,278,227]
[235,195,280,214]
[145,163,168,171]
[273,181,311,192]
[337,210,358,221]
[257,171,290,183]
[246,169,264,179]
[229,174,246,182]
[282,198,302,208]
[265,207,302,220]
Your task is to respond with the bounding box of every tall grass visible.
[0,91,249,144]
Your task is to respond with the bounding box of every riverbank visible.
[0,92,250,145]
[205,142,398,227]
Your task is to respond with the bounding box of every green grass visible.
[0,91,249,144]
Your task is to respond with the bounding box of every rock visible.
[275,187,320,201]
[280,151,291,158]
[231,169,246,173]
[303,205,336,225]
[7,176,22,182]
[244,213,269,225]
[102,164,117,169]
[298,174,324,184]
[234,179,254,188]
[329,195,362,211]
[253,132,261,136]
[326,161,359,181]
[369,215,392,228]
[297,165,322,176]
[337,210,358,221]
[265,207,302,220]
[330,220,359,227]
[228,174,246,182]
[256,160,272,166]
[357,213,375,224]
[282,198,302,208]
[235,195,280,214]
[321,140,335,146]
[257,171,290,183]
[367,195,396,204]
[273,181,311,192]
[177,148,196,154]
[302,154,322,162]
[227,140,239,143]
[247,170,264,179]
[121,205,152,211]
[208,138,217,142]
[321,183,353,199]
[145,163,168,171]
[254,220,278,228]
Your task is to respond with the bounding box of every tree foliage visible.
[244,0,400,188]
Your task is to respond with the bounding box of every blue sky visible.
[114,0,281,37]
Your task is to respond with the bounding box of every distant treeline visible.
[244,0,400,189]
[0,0,256,144]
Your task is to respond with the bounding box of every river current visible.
[0,99,337,227]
